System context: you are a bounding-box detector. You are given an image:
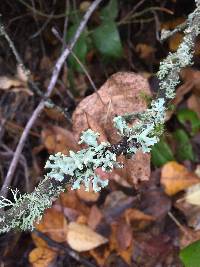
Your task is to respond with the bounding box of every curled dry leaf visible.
[41,125,78,154]
[67,222,108,252]
[161,161,200,196]
[124,208,155,231]
[72,72,151,185]
[29,247,57,267]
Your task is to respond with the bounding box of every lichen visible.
[45,129,118,192]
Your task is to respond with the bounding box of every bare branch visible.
[0,0,103,197]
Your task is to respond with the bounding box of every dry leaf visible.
[161,17,185,31]
[0,66,32,95]
[32,208,68,247]
[0,76,22,89]
[87,205,103,230]
[76,184,100,202]
[175,200,200,230]
[186,184,200,206]
[58,190,90,218]
[72,72,151,185]
[124,208,155,231]
[179,226,200,248]
[41,125,78,154]
[161,161,200,196]
[17,64,29,82]
[136,43,155,59]
[67,222,108,252]
[29,247,57,267]
[169,33,183,51]
[181,68,200,96]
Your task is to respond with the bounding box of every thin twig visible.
[52,27,104,103]
[0,0,103,197]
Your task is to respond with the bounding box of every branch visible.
[0,0,103,197]
[1,0,200,234]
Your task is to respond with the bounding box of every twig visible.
[0,0,103,197]
[52,27,103,102]
[33,230,97,267]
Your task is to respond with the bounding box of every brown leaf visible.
[103,191,137,222]
[29,247,57,267]
[136,43,155,59]
[41,125,78,154]
[161,161,200,196]
[67,222,108,252]
[72,72,151,185]
[140,188,171,221]
[124,208,155,231]
[76,184,100,202]
[58,190,90,218]
[32,208,68,247]
[179,226,200,249]
[187,94,200,118]
[169,33,183,52]
[87,205,103,230]
[181,68,200,96]
[175,200,200,230]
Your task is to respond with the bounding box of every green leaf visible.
[177,108,200,135]
[100,0,118,21]
[151,138,174,167]
[174,129,195,161]
[180,240,200,267]
[92,21,123,59]
[67,23,88,72]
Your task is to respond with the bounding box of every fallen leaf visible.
[32,208,68,247]
[161,17,185,31]
[175,200,200,230]
[186,184,200,206]
[41,125,78,154]
[0,76,22,89]
[76,184,100,202]
[161,162,200,196]
[58,190,90,218]
[87,205,103,230]
[169,33,183,51]
[140,188,171,221]
[124,208,155,231]
[103,191,137,222]
[181,68,200,96]
[72,72,151,185]
[179,226,200,249]
[67,222,108,252]
[29,247,57,267]
[136,43,155,59]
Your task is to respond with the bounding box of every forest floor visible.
[0,0,200,266]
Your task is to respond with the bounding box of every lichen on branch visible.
[1,1,200,233]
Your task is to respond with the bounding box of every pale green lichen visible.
[45,129,118,192]
[1,1,200,234]
[0,177,65,233]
